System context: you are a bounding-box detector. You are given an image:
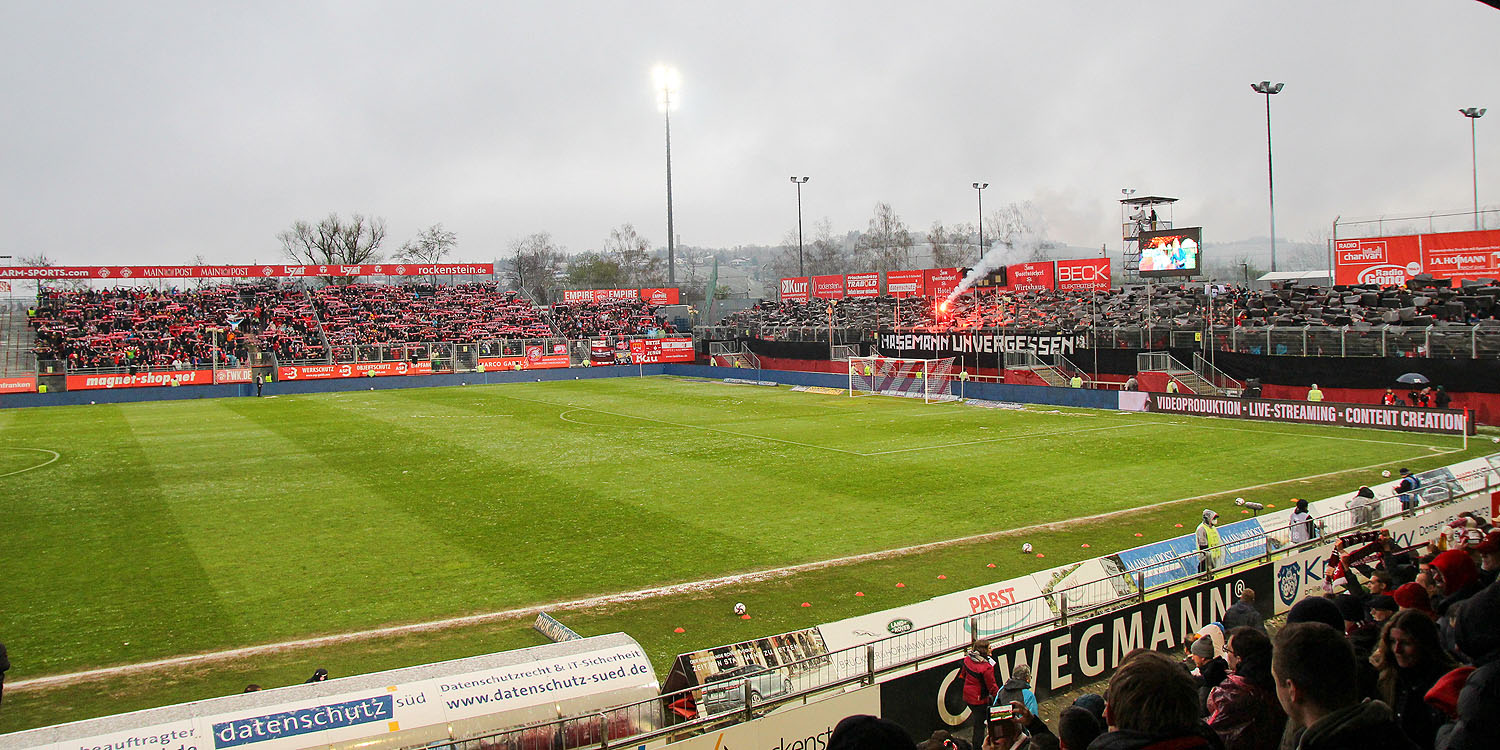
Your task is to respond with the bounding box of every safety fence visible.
[421,459,1496,750]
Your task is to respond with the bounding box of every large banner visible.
[876,564,1273,741]
[1055,258,1112,292]
[879,331,1087,357]
[562,288,679,305]
[779,277,810,302]
[1334,229,1500,286]
[1006,262,1056,292]
[66,370,216,390]
[845,272,881,298]
[811,275,846,299]
[628,338,694,364]
[664,690,877,750]
[0,377,38,394]
[886,270,926,298]
[277,361,434,381]
[1145,393,1471,435]
[0,264,493,280]
[925,268,965,299]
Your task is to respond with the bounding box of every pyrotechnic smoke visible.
[943,225,1050,307]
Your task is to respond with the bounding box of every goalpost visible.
[848,355,959,403]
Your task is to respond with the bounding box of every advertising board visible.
[811,275,846,299]
[1145,393,1471,435]
[845,272,881,298]
[0,377,39,393]
[1334,229,1500,286]
[1006,262,1056,292]
[886,270,926,298]
[924,268,965,299]
[0,264,493,280]
[628,338,695,364]
[1055,258,1111,292]
[779,277,810,302]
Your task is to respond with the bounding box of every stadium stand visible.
[27,282,673,372]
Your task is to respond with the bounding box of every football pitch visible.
[0,376,1476,731]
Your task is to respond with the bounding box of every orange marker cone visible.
[801,602,811,607]
[741,614,752,620]
[1174,523,1184,528]
[1081,543,1091,548]
[674,627,685,633]
[896,582,905,588]
[1242,509,1251,514]
[987,563,997,568]
[1134,533,1144,537]
[1036,553,1045,558]
[1267,503,1277,508]
[855,591,865,597]
[937,574,947,580]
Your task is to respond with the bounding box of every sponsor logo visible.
[887,618,914,635]
[212,695,394,748]
[1356,265,1408,286]
[395,265,406,275]
[1277,562,1301,606]
[781,278,809,295]
[99,267,112,278]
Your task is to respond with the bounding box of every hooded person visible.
[1290,499,1316,545]
[1429,581,1500,750]
[829,715,918,750]
[960,640,999,750]
[997,662,1040,718]
[1394,583,1436,619]
[1197,509,1222,574]
[1429,550,1482,615]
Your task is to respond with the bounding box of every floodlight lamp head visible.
[1461,107,1486,119]
[973,182,988,190]
[652,64,680,111]
[791,176,809,184]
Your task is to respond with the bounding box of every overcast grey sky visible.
[2,1,1496,267]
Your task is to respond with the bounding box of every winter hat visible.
[1071,693,1106,724]
[1287,597,1344,631]
[1455,581,1500,661]
[1423,666,1475,719]
[1190,635,1217,659]
[1368,594,1398,613]
[1476,531,1500,556]
[1394,582,1434,615]
[1431,549,1479,596]
[1334,594,1365,623]
[829,715,918,750]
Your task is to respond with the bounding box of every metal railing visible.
[421,463,1498,750]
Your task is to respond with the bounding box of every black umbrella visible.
[1396,372,1430,385]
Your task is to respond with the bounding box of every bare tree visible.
[277,213,387,284]
[16,252,60,293]
[928,221,975,268]
[854,203,915,273]
[807,218,849,275]
[504,233,566,303]
[396,224,458,264]
[603,223,664,287]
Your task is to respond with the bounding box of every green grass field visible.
[0,376,1480,732]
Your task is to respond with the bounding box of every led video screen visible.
[1138,227,1203,278]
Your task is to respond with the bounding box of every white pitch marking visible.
[862,421,1154,456]
[0,447,61,479]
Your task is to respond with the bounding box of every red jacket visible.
[961,652,999,706]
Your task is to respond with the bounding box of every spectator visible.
[1474,532,1500,587]
[1124,376,1139,391]
[997,663,1039,718]
[1431,581,1500,750]
[1428,550,1482,616]
[1369,595,1400,624]
[1187,625,1231,713]
[1287,597,1345,631]
[1207,627,1286,750]
[1432,386,1451,410]
[1057,706,1103,750]
[1371,609,1454,749]
[1290,499,1317,544]
[961,640,1000,749]
[1272,622,1417,750]
[0,640,8,710]
[829,715,918,750]
[1091,649,1219,750]
[1072,693,1106,726]
[1350,486,1380,526]
[1382,389,1399,406]
[306,667,329,683]
[1308,384,1325,402]
[1395,469,1422,514]
[1222,589,1266,633]
[1196,510,1221,574]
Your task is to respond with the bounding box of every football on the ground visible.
[733,602,747,616]
[1022,543,1033,554]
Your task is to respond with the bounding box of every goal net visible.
[848,356,958,403]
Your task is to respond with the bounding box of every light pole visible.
[653,65,681,285]
[972,183,988,264]
[1251,81,1284,272]
[1461,107,1486,229]
[791,176,809,276]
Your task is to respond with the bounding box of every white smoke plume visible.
[943,203,1051,307]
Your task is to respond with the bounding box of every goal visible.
[848,356,959,403]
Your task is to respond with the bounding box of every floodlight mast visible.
[1251,81,1284,272]
[972,183,988,264]
[653,65,681,285]
[791,176,810,276]
[1461,107,1486,229]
